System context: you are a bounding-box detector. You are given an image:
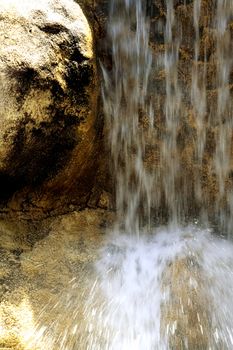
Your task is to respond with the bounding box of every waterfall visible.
[101,0,154,235]
[163,0,181,222]
[102,0,233,233]
[214,0,233,233]
[192,0,207,215]
[29,1,233,349]
[88,0,233,348]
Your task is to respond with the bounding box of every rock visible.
[0,0,100,217]
[97,191,112,209]
[0,209,114,350]
[161,256,211,349]
[80,0,233,225]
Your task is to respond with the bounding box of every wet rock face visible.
[0,0,99,216]
[81,0,233,224]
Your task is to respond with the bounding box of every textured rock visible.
[0,213,215,349]
[0,209,114,349]
[80,0,233,225]
[161,257,211,349]
[0,0,99,217]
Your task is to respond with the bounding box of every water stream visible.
[88,0,233,348]
[30,0,233,348]
[82,227,233,349]
[102,0,233,231]
[101,0,154,235]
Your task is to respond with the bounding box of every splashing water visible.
[30,0,233,348]
[81,0,233,348]
[30,226,233,349]
[83,227,233,350]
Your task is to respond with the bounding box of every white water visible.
[30,227,233,349]
[89,0,233,348]
[101,0,154,235]
[82,226,233,349]
[29,0,233,348]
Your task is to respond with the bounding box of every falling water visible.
[86,0,233,348]
[102,0,233,228]
[101,0,154,235]
[30,0,233,348]
[162,0,181,223]
[157,0,231,227]
[214,0,233,233]
[191,0,207,212]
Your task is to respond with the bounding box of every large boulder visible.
[0,0,100,218]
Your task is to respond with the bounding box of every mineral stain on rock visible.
[0,0,100,217]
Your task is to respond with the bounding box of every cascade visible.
[214,0,233,233]
[103,0,233,232]
[28,0,233,348]
[101,0,154,235]
[84,0,233,348]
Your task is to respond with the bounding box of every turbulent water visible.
[30,0,233,349]
[90,0,233,348]
[82,226,233,350]
[30,226,233,349]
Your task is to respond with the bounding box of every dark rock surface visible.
[0,0,101,219]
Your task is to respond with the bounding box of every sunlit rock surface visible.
[0,209,114,349]
[0,0,99,217]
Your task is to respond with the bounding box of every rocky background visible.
[0,1,233,349]
[0,0,232,229]
[79,0,233,223]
